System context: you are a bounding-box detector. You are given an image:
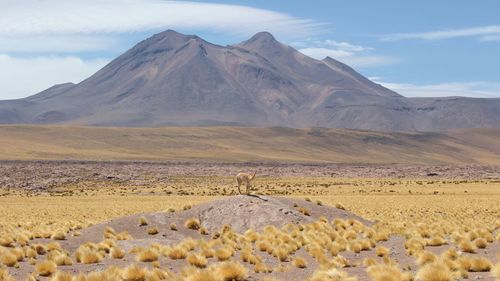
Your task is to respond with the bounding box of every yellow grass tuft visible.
[459,240,476,253]
[51,231,66,240]
[36,260,57,276]
[375,246,390,257]
[170,223,178,231]
[309,268,357,281]
[215,247,233,261]
[147,227,159,235]
[1,252,18,267]
[138,216,148,226]
[110,247,125,259]
[185,269,219,281]
[185,218,201,230]
[187,253,208,268]
[469,257,493,272]
[168,247,187,260]
[0,268,15,281]
[136,248,159,262]
[416,262,456,281]
[214,261,249,281]
[50,271,73,281]
[367,264,412,281]
[474,238,488,249]
[292,256,308,268]
[491,263,500,280]
[121,264,146,281]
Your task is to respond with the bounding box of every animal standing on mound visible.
[235,171,257,195]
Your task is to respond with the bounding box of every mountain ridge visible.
[0,30,499,131]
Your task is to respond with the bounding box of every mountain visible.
[0,30,499,131]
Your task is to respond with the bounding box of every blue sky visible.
[1,0,500,99]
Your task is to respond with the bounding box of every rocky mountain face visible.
[0,30,499,131]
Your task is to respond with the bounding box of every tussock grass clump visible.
[199,227,209,235]
[309,268,357,281]
[0,268,15,281]
[76,247,103,264]
[1,252,18,267]
[137,248,159,262]
[416,262,456,281]
[170,223,178,231]
[491,263,500,280]
[36,260,57,276]
[0,237,14,247]
[297,206,311,216]
[214,261,248,281]
[474,238,487,249]
[50,271,73,281]
[187,253,208,268]
[138,216,148,226]
[51,231,66,240]
[168,247,187,260]
[147,227,159,235]
[427,236,447,246]
[292,256,307,268]
[185,218,201,230]
[216,247,233,261]
[335,203,346,210]
[254,262,272,273]
[110,247,125,259]
[121,264,146,281]
[367,264,413,281]
[468,257,493,272]
[459,240,476,253]
[185,269,219,281]
[375,246,390,257]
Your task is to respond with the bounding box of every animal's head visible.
[251,171,257,180]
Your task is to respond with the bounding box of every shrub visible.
[367,264,413,281]
[136,249,159,262]
[469,257,492,272]
[376,246,390,257]
[36,260,57,276]
[168,247,187,260]
[1,252,18,267]
[51,231,66,240]
[121,264,146,281]
[474,238,487,249]
[214,261,248,281]
[216,247,233,261]
[459,240,476,253]
[147,227,159,235]
[187,253,208,268]
[185,218,201,230]
[138,216,148,226]
[110,247,125,259]
[416,262,455,281]
[170,223,177,231]
[292,256,307,268]
[50,271,73,281]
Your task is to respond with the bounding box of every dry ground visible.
[0,126,500,164]
[0,162,499,280]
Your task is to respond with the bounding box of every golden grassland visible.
[1,176,500,280]
[1,125,500,164]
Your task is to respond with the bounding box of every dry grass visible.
[185,218,201,230]
[35,260,57,276]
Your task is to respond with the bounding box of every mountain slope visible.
[0,30,499,131]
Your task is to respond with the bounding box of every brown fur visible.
[236,171,257,195]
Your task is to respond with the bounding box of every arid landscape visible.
[1,2,500,280]
[0,160,499,280]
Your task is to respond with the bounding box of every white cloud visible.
[0,54,109,100]
[381,25,500,41]
[296,39,398,68]
[0,0,321,38]
[371,78,500,98]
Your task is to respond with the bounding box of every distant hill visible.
[0,125,499,164]
[0,30,499,131]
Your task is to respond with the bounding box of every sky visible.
[1,0,500,99]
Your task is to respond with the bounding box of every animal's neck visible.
[250,172,256,180]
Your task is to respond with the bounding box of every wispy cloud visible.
[381,25,500,41]
[0,0,322,39]
[0,54,109,100]
[372,78,500,98]
[296,39,398,68]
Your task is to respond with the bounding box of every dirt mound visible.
[64,195,370,252]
